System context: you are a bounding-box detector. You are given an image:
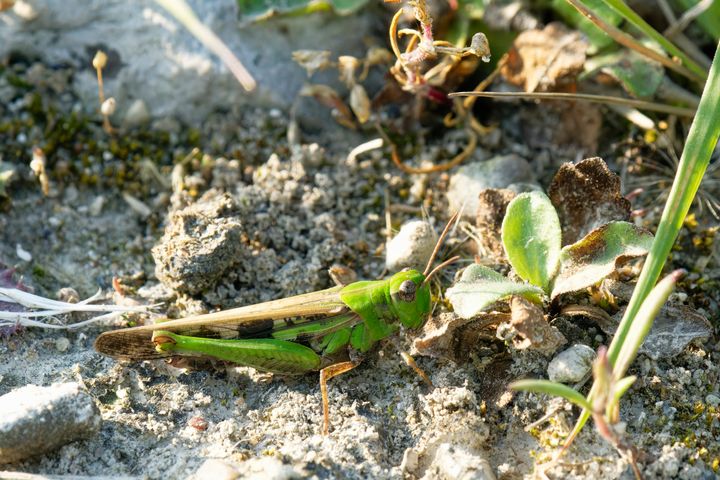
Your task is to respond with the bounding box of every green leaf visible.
[510,379,593,410]
[237,0,368,20]
[589,50,664,99]
[551,221,653,299]
[612,270,683,381]
[551,0,623,51]
[612,375,636,402]
[446,265,544,319]
[501,191,562,293]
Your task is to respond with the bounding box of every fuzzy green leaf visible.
[551,221,653,299]
[590,50,665,99]
[510,379,593,410]
[501,191,562,293]
[446,265,544,319]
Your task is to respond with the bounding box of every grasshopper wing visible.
[95,286,354,360]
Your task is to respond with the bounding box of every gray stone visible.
[0,0,377,123]
[0,382,101,464]
[447,154,535,219]
[547,344,596,384]
[385,220,438,272]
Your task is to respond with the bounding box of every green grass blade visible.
[564,40,720,452]
[511,380,593,411]
[612,270,683,379]
[607,41,720,366]
[154,0,257,91]
[599,0,707,80]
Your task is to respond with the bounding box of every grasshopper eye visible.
[397,280,416,302]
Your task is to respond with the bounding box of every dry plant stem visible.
[565,0,704,84]
[655,0,712,69]
[444,54,506,128]
[448,91,696,117]
[664,0,713,38]
[592,412,643,480]
[94,66,113,134]
[379,124,478,174]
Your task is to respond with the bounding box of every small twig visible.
[564,0,704,84]
[377,123,477,174]
[663,0,714,38]
[449,91,697,117]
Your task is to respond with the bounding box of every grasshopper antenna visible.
[423,255,460,286]
[423,211,460,277]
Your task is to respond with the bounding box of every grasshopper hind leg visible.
[319,361,358,435]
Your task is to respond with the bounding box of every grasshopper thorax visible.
[387,269,431,329]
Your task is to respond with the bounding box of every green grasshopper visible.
[95,214,458,434]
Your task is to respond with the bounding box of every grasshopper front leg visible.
[319,361,358,435]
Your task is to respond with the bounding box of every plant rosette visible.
[447,168,654,319]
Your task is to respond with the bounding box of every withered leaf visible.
[551,221,653,299]
[475,188,517,262]
[497,296,566,356]
[549,157,631,245]
[598,304,712,360]
[501,23,588,92]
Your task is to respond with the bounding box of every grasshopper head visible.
[388,269,431,329]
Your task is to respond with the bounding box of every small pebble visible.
[15,243,32,262]
[56,287,80,303]
[386,220,438,272]
[89,195,105,216]
[400,448,419,473]
[0,382,101,464]
[547,344,596,384]
[235,457,301,480]
[705,394,720,407]
[55,337,70,352]
[122,99,151,128]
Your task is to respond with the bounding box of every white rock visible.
[547,344,596,384]
[0,0,377,123]
[447,154,535,219]
[386,220,438,272]
[15,243,32,262]
[122,98,151,128]
[55,337,71,352]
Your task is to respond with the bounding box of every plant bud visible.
[101,97,116,116]
[349,84,370,124]
[92,50,108,70]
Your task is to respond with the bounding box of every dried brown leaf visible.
[501,22,588,92]
[412,312,502,362]
[549,157,631,245]
[475,188,516,261]
[499,296,566,356]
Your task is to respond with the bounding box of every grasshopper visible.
[95,213,458,434]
